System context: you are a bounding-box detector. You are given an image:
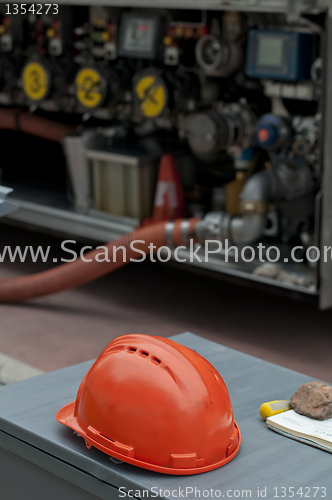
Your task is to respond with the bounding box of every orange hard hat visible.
[56,334,241,475]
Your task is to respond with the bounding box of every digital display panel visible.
[246,29,314,81]
[119,14,159,58]
[257,36,284,68]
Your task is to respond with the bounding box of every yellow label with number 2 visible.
[75,67,104,109]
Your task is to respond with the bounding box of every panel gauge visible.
[118,12,161,59]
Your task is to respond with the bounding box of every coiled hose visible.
[0,218,199,303]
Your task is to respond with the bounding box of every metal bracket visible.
[63,133,94,213]
[287,0,304,22]
[287,0,328,23]
[240,200,269,215]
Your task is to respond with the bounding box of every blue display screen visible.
[257,36,284,68]
[246,30,315,81]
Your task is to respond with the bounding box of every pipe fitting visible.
[195,211,266,246]
[230,214,267,245]
[240,157,314,214]
[197,157,314,246]
[164,218,200,247]
[195,212,232,244]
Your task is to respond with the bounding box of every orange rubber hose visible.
[0,219,199,303]
[0,108,75,142]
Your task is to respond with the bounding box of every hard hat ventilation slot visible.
[139,350,149,358]
[127,347,137,353]
[100,433,114,443]
[151,356,161,365]
[105,348,124,354]
[164,365,177,383]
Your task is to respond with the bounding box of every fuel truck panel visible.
[0,0,332,308]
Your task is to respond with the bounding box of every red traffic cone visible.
[145,154,187,224]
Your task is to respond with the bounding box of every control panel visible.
[0,3,324,293]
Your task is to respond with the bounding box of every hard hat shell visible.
[56,334,241,475]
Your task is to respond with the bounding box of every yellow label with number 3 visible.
[22,62,49,101]
[75,67,104,109]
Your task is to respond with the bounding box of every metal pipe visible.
[199,158,314,246]
[230,215,267,245]
[0,108,75,143]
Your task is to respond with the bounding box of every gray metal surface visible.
[320,9,332,309]
[0,332,331,500]
[168,247,316,295]
[0,436,115,500]
[4,193,139,242]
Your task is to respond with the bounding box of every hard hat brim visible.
[56,402,241,476]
